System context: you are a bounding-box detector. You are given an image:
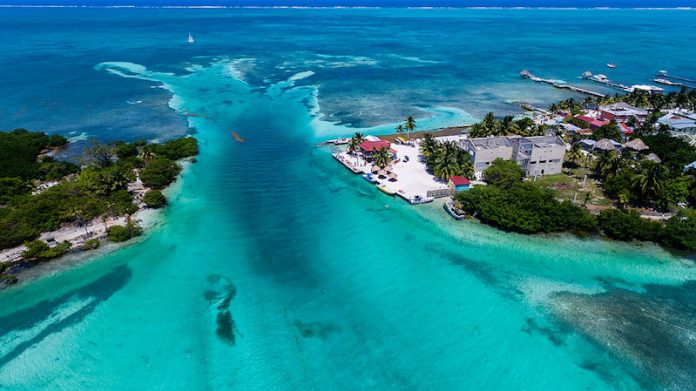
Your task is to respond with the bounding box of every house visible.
[460,135,566,178]
[448,176,470,192]
[575,115,609,130]
[658,113,696,135]
[599,102,648,123]
[358,140,396,161]
[459,137,514,176]
[509,135,566,176]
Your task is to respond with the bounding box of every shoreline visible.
[0,159,193,289]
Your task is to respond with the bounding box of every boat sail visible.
[187,33,195,43]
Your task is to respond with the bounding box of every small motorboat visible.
[377,184,396,195]
[444,200,466,220]
[606,63,617,69]
[362,173,379,184]
[410,195,434,205]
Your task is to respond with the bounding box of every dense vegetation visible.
[0,130,198,251]
[107,222,143,242]
[420,134,473,180]
[142,190,167,208]
[468,113,547,138]
[456,160,596,234]
[592,132,696,211]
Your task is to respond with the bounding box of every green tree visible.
[483,159,524,188]
[373,147,392,168]
[107,221,143,243]
[142,190,167,208]
[140,157,182,190]
[632,161,668,205]
[404,116,417,141]
[419,133,437,157]
[347,132,365,154]
[662,208,696,251]
[592,121,622,142]
[566,142,584,167]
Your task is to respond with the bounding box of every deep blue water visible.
[1,8,696,390]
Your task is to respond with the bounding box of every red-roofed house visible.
[619,122,634,135]
[575,115,609,130]
[358,139,395,161]
[448,176,470,192]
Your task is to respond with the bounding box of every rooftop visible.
[465,137,512,150]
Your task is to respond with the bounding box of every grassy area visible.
[529,170,613,209]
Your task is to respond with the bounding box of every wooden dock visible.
[658,73,696,88]
[521,70,606,98]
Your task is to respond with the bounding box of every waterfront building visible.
[448,176,470,192]
[358,139,396,161]
[460,135,565,177]
[459,137,514,174]
[599,102,648,123]
[509,135,566,176]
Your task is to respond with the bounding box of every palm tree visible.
[468,123,486,138]
[632,161,667,204]
[395,124,405,136]
[430,141,463,180]
[419,133,437,157]
[405,115,417,141]
[347,132,365,154]
[566,142,584,166]
[482,112,499,135]
[140,145,155,162]
[373,147,392,168]
[595,151,625,180]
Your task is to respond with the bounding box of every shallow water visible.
[2,8,696,389]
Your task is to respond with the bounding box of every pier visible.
[658,73,696,88]
[581,72,630,92]
[520,70,606,98]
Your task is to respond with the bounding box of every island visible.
[0,129,198,286]
[331,88,696,253]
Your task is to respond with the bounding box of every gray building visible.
[460,135,566,178]
[459,137,514,176]
[510,135,566,176]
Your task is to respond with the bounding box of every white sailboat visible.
[187,32,195,44]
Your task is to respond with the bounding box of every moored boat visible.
[444,200,466,220]
[377,184,396,195]
[409,195,434,205]
[362,173,379,184]
[606,63,617,69]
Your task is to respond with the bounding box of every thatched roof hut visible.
[645,153,662,163]
[624,138,649,152]
[593,138,617,151]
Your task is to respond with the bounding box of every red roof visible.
[450,176,470,186]
[575,115,595,124]
[619,122,634,134]
[359,140,391,152]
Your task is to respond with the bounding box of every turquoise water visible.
[2,8,696,390]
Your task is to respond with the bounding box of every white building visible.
[460,135,566,178]
[658,112,696,135]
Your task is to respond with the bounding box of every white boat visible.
[444,200,465,220]
[362,173,379,184]
[409,195,434,205]
[187,33,195,43]
[606,63,617,69]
